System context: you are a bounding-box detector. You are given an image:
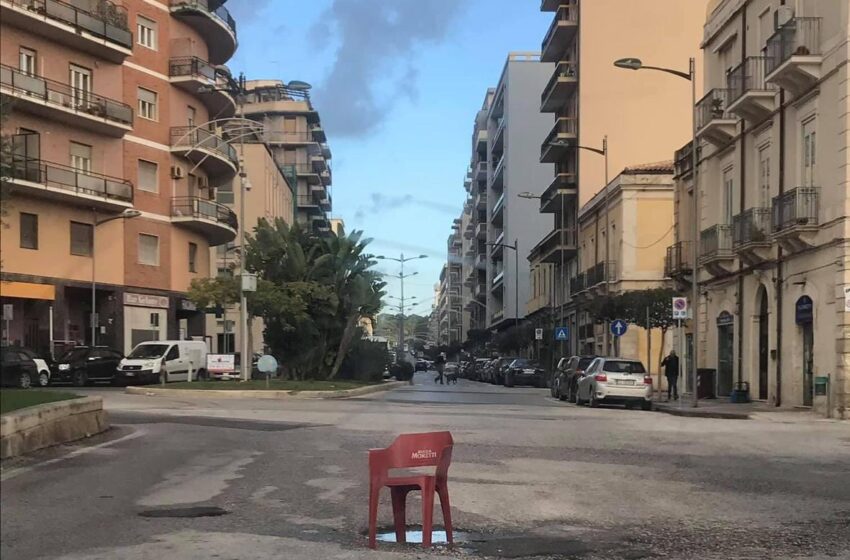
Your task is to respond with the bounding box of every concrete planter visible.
[1,396,108,459]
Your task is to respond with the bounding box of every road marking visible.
[0,428,147,482]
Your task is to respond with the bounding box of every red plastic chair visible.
[367,431,454,549]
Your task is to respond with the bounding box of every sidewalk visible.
[653,397,775,419]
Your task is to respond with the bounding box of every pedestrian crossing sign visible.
[555,327,569,341]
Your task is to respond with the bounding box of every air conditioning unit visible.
[197,176,209,189]
[171,165,184,179]
[775,6,794,29]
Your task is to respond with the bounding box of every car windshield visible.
[577,358,595,370]
[603,361,646,374]
[127,344,169,359]
[59,348,88,363]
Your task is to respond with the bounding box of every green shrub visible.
[339,338,390,382]
[389,361,414,381]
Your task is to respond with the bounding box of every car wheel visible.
[38,370,50,387]
[589,392,600,408]
[558,385,567,401]
[641,401,653,411]
[505,374,514,388]
[73,370,88,387]
[19,372,33,389]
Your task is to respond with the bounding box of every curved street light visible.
[376,254,428,361]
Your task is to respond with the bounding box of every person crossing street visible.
[661,350,680,401]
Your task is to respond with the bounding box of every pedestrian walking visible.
[661,350,680,401]
[434,353,446,385]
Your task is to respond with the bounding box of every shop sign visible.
[795,296,813,325]
[716,311,734,326]
[207,354,236,373]
[124,292,169,309]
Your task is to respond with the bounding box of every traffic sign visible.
[554,327,569,341]
[610,319,628,337]
[672,297,688,320]
[257,355,278,374]
[534,328,544,340]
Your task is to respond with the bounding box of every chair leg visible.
[421,480,435,547]
[368,485,380,549]
[438,485,453,545]
[390,488,407,543]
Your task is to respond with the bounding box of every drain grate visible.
[138,506,229,518]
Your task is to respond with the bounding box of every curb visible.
[653,404,751,420]
[1,396,109,459]
[124,381,407,400]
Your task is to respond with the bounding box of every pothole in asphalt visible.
[374,529,470,544]
[138,506,229,518]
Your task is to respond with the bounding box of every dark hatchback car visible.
[1,346,38,388]
[504,358,545,387]
[553,355,598,402]
[51,346,124,386]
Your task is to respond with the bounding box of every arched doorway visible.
[716,311,735,397]
[757,286,769,400]
[795,295,814,406]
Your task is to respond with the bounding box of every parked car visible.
[1,346,38,388]
[472,358,491,381]
[8,347,51,387]
[575,357,653,410]
[553,355,598,401]
[414,359,431,372]
[491,357,519,385]
[49,346,123,386]
[504,358,545,387]
[116,340,208,384]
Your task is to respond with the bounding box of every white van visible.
[117,340,208,384]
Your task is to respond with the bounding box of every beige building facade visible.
[685,0,849,417]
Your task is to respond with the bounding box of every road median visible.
[125,380,407,400]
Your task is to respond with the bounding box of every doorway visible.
[717,312,734,397]
[758,287,769,400]
[802,322,814,406]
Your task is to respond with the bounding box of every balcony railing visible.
[2,155,132,203]
[541,61,577,105]
[700,224,733,259]
[696,89,734,129]
[169,56,220,82]
[732,207,771,247]
[170,126,237,164]
[570,272,586,295]
[170,0,236,35]
[674,141,695,178]
[665,241,693,277]
[586,261,616,287]
[727,56,776,103]
[262,131,318,144]
[0,63,132,126]
[172,196,237,230]
[542,116,577,149]
[772,187,819,232]
[5,0,132,49]
[765,17,822,76]
[541,2,578,53]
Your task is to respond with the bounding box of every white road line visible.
[0,428,147,482]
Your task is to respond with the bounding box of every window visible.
[138,159,158,193]
[70,142,92,172]
[137,16,157,49]
[722,167,734,225]
[138,233,159,266]
[802,118,817,187]
[758,145,771,208]
[70,221,93,256]
[19,48,36,75]
[188,242,198,273]
[187,105,196,128]
[166,345,179,361]
[20,212,38,249]
[138,87,158,121]
[69,64,91,107]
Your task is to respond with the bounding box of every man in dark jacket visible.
[434,353,446,385]
[661,350,680,400]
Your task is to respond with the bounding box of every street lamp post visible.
[377,254,427,361]
[614,56,698,408]
[91,208,141,346]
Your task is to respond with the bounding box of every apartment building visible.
[533,0,709,356]
[687,0,848,417]
[241,79,332,235]
[566,163,674,376]
[437,222,463,346]
[0,0,244,354]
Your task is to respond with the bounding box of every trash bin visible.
[697,368,716,399]
[730,381,751,403]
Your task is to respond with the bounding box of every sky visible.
[226,0,552,316]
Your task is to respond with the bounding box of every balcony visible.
[296,194,321,213]
[464,220,475,240]
[541,61,578,113]
[279,163,322,185]
[540,117,577,163]
[674,142,695,179]
[170,127,238,181]
[528,228,577,264]
[475,222,487,240]
[765,17,822,96]
[586,261,617,294]
[262,131,319,146]
[491,193,505,224]
[474,161,488,183]
[772,187,819,251]
[726,56,777,122]
[2,156,132,212]
[541,3,578,63]
[170,0,237,65]
[171,196,237,246]
[474,190,487,212]
[540,173,577,213]
[569,272,586,297]
[169,57,236,118]
[732,207,772,265]
[1,0,132,62]
[700,224,735,276]
[311,125,327,143]
[664,241,693,280]
[491,155,505,191]
[476,129,487,152]
[696,89,737,147]
[319,194,332,212]
[491,118,506,155]
[491,270,505,288]
[0,63,132,137]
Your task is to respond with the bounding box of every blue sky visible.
[227,0,551,314]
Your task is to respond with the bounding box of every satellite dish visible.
[287,80,313,91]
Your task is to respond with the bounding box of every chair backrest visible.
[370,431,454,480]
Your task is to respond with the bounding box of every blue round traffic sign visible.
[610,319,628,337]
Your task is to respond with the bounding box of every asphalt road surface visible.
[2,373,849,560]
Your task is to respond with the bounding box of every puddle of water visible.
[138,506,229,518]
[375,529,470,544]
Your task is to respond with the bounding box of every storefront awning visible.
[0,281,56,301]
